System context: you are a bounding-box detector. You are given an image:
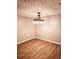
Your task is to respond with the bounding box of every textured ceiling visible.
[17,0,61,18]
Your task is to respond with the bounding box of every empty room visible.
[17,0,61,59]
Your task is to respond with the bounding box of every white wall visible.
[17,14,61,44]
[36,14,61,43]
[17,16,35,44]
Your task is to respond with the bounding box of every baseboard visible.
[34,37,61,45]
[17,37,61,45]
[17,37,35,44]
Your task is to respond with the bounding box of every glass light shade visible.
[33,21,45,24]
[39,21,45,24]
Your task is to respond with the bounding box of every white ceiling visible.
[17,0,61,18]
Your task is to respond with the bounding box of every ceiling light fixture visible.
[33,12,44,24]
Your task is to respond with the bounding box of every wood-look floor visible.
[17,38,61,59]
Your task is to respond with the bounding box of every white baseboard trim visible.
[34,37,61,45]
[17,37,61,45]
[17,37,35,44]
